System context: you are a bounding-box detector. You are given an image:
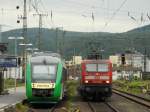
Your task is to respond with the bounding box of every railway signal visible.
[121,54,126,65]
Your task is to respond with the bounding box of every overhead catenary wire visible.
[29,0,54,28]
[1,0,150,33]
[128,11,150,25]
[147,13,150,20]
[104,0,128,27]
[128,11,137,21]
[1,0,148,17]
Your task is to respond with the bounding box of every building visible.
[72,56,82,65]
[66,56,82,80]
[109,51,148,80]
[66,56,82,67]
[112,66,142,80]
[110,51,145,69]
[109,55,119,67]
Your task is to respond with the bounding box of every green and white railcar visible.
[26,52,67,103]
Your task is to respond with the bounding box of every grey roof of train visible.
[31,52,61,63]
[32,52,61,58]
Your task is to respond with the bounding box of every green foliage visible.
[15,103,28,112]
[128,81,145,88]
[113,80,150,94]
[2,25,150,59]
[4,78,24,89]
[65,80,80,111]
[66,80,79,100]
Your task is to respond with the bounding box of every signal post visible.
[0,43,8,95]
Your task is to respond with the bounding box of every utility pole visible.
[59,29,66,57]
[55,27,63,53]
[73,48,76,76]
[62,30,66,57]
[144,48,147,72]
[0,24,8,94]
[55,28,58,52]
[0,25,2,42]
[0,26,3,94]
[0,43,8,95]
[33,14,47,50]
[23,0,27,42]
[22,0,27,82]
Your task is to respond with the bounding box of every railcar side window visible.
[98,64,108,72]
[86,64,97,72]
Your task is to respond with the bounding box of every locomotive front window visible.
[86,63,109,72]
[32,65,57,82]
[86,64,97,72]
[98,64,108,72]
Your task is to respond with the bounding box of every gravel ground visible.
[135,93,150,100]
[113,85,150,100]
[110,93,150,112]
[72,92,150,112]
[75,101,92,112]
[89,102,114,112]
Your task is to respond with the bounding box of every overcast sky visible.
[0,0,150,33]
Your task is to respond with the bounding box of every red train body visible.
[79,59,112,100]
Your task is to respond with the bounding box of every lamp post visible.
[8,37,24,56]
[19,43,32,83]
[8,37,24,92]
[100,49,104,59]
[55,27,63,53]
[19,43,32,64]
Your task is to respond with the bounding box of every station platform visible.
[0,87,25,111]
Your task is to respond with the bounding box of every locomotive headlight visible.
[85,80,88,83]
[106,81,110,83]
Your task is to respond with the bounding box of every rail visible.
[113,89,150,108]
[87,102,120,112]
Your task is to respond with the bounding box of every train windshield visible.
[86,64,97,72]
[98,64,108,72]
[32,65,57,82]
[86,63,108,72]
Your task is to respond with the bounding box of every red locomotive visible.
[79,59,112,100]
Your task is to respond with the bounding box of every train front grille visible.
[32,89,54,97]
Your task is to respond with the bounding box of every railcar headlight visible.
[85,80,88,83]
[106,81,110,83]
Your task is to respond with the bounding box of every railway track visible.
[112,88,150,108]
[27,104,57,112]
[27,108,55,112]
[26,100,68,112]
[87,102,120,112]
